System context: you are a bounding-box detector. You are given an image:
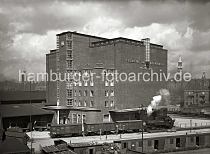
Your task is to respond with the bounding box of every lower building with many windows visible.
[46,31,168,124]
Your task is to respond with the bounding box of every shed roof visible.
[0,103,54,118]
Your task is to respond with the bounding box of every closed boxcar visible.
[85,122,116,135]
[50,124,82,137]
[116,120,143,133]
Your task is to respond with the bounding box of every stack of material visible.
[42,144,76,154]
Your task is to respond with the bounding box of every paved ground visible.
[160,148,210,154]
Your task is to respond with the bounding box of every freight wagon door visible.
[158,139,165,150]
[180,137,186,148]
[199,135,205,146]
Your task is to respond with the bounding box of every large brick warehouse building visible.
[46,31,168,124]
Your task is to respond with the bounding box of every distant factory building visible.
[182,72,210,115]
[46,31,168,124]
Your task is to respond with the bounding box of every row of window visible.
[74,90,94,97]
[72,113,86,124]
[105,90,114,97]
[66,60,73,69]
[124,136,198,150]
[67,89,114,97]
[105,100,115,107]
[67,99,94,107]
[66,50,72,59]
[66,80,113,87]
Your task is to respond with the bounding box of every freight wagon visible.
[50,124,83,138]
[50,120,143,138]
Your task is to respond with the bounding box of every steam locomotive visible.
[50,108,175,138]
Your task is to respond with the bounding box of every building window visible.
[66,40,72,49]
[72,114,77,124]
[67,99,73,106]
[90,90,94,97]
[79,81,82,86]
[110,101,114,107]
[90,101,94,107]
[148,140,152,146]
[105,101,109,107]
[103,114,110,121]
[66,82,72,89]
[66,60,73,69]
[67,89,73,98]
[110,90,114,96]
[90,79,94,86]
[82,114,86,123]
[74,100,77,106]
[84,90,88,96]
[61,41,65,46]
[74,90,77,96]
[138,141,142,147]
[66,50,72,59]
[105,90,109,97]
[84,100,87,107]
[170,138,174,144]
[78,100,81,106]
[66,33,72,40]
[105,81,109,87]
[84,81,88,86]
[78,90,82,96]
[110,81,114,86]
[77,114,81,123]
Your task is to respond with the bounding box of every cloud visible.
[0,0,210,80]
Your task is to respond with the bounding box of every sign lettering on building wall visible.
[126,58,140,64]
[126,58,164,66]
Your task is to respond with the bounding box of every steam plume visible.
[147,89,170,115]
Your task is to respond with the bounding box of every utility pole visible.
[30,81,32,154]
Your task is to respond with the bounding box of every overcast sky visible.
[0,0,210,81]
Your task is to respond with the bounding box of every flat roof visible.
[69,142,103,148]
[109,107,147,113]
[43,106,101,112]
[0,103,54,118]
[56,31,164,48]
[113,128,210,143]
[91,37,164,48]
[0,90,46,101]
[56,31,107,40]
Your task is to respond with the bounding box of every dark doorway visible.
[176,138,180,148]
[154,140,159,150]
[196,136,200,146]
[89,148,93,154]
[63,116,66,124]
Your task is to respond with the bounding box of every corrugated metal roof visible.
[0,91,46,101]
[0,103,54,118]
